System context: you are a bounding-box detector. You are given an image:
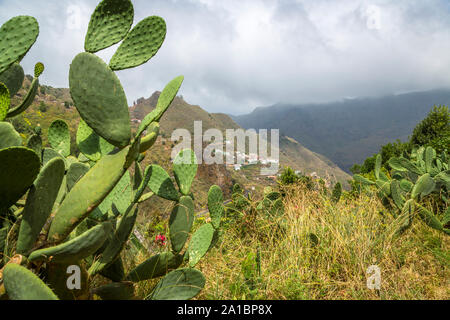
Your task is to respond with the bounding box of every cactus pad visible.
[126,252,184,282]
[0,122,22,149]
[109,16,166,71]
[147,165,180,201]
[47,146,130,243]
[85,0,134,53]
[48,119,71,157]
[169,196,195,253]
[76,118,114,162]
[411,174,435,200]
[416,204,443,231]
[91,171,132,219]
[137,76,184,137]
[69,52,131,148]
[150,268,205,300]
[0,16,39,75]
[173,149,198,196]
[3,264,58,300]
[0,82,9,121]
[139,122,160,153]
[0,63,24,98]
[188,223,214,267]
[6,77,39,118]
[42,147,66,168]
[16,157,65,255]
[66,162,90,192]
[26,134,42,161]
[88,204,138,276]
[207,185,224,230]
[92,281,135,300]
[29,222,112,264]
[34,62,44,78]
[0,147,40,210]
[396,199,414,235]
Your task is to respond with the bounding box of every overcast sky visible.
[1,0,450,115]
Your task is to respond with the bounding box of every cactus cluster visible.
[227,184,285,221]
[353,146,449,236]
[0,0,225,300]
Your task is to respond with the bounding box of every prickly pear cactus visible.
[0,0,225,301]
[353,147,449,236]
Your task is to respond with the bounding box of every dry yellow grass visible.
[194,184,449,300]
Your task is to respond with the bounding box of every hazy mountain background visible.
[129,92,350,185]
[232,89,450,172]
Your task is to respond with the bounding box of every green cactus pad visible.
[399,179,414,193]
[208,185,224,229]
[0,122,22,149]
[47,146,130,243]
[271,198,284,216]
[376,179,391,197]
[66,162,90,192]
[148,165,180,201]
[69,52,131,148]
[29,222,112,264]
[3,264,58,300]
[92,281,135,300]
[76,118,115,162]
[150,268,205,300]
[34,62,44,78]
[139,122,160,153]
[169,196,195,253]
[0,82,9,121]
[48,119,71,157]
[16,158,65,255]
[133,161,143,192]
[26,134,42,161]
[0,16,39,75]
[416,204,443,232]
[411,173,435,200]
[137,76,184,137]
[434,171,450,189]
[396,199,414,235]
[0,147,40,210]
[399,157,424,175]
[188,223,214,267]
[6,77,39,118]
[85,0,134,53]
[424,146,435,173]
[100,257,125,282]
[0,63,24,98]
[90,171,132,219]
[109,16,166,71]
[42,147,66,169]
[374,154,382,180]
[353,174,375,185]
[126,252,184,282]
[173,149,198,196]
[390,180,405,211]
[88,204,138,276]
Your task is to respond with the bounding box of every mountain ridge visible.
[232,88,450,172]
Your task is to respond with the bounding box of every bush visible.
[409,105,449,154]
[38,101,47,113]
[278,167,298,185]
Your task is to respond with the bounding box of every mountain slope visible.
[233,89,450,172]
[130,92,350,185]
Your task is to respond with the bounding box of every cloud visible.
[1,0,450,115]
